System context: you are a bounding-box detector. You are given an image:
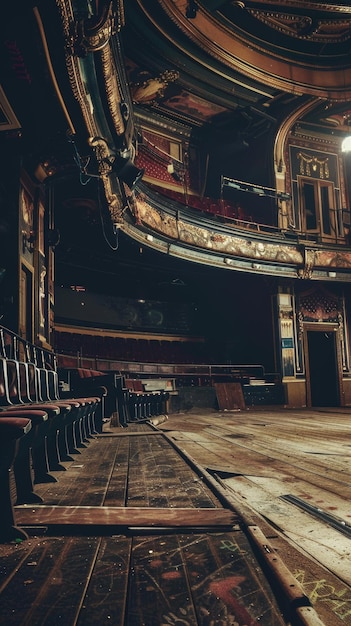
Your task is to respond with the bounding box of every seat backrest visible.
[37,367,50,402]
[18,361,39,403]
[0,357,12,405]
[27,362,40,402]
[47,368,60,401]
[1,359,22,405]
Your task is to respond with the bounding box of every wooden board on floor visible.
[127,531,286,626]
[0,531,286,626]
[214,382,246,410]
[15,506,238,528]
[0,536,132,626]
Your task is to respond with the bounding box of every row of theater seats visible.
[0,354,171,542]
[67,369,170,426]
[136,149,253,223]
[123,378,169,422]
[0,355,108,543]
[54,332,215,364]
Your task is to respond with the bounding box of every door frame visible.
[303,322,344,407]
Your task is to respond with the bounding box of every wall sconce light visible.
[224,258,234,265]
[328,271,337,278]
[252,262,261,269]
[146,234,154,242]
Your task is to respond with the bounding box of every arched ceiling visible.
[122,0,351,141]
[2,0,351,291]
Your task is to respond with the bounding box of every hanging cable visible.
[97,179,119,251]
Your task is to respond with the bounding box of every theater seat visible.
[0,416,32,542]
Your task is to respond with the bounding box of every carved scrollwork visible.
[297,151,329,178]
[131,70,180,105]
[100,45,124,135]
[70,0,123,57]
[298,247,316,279]
[88,136,114,176]
[103,174,125,226]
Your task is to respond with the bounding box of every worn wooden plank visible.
[98,430,163,436]
[103,436,129,507]
[15,506,238,528]
[214,382,246,410]
[0,537,100,625]
[178,531,286,625]
[258,531,351,626]
[127,531,286,626]
[76,536,131,626]
[247,475,351,523]
[171,422,351,500]
[224,476,351,586]
[33,436,120,506]
[127,534,199,625]
[127,434,220,508]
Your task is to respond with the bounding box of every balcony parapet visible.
[123,186,351,281]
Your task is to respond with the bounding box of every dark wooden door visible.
[307,330,339,407]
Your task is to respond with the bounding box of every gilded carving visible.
[135,196,304,265]
[131,70,180,105]
[297,152,329,178]
[56,0,98,137]
[70,1,122,56]
[100,45,124,135]
[314,249,351,268]
[102,175,125,225]
[297,248,315,279]
[249,9,351,43]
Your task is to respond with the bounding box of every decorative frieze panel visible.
[134,193,304,266]
[132,191,351,279]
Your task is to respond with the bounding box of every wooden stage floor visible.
[1,407,351,625]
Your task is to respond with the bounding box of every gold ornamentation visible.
[131,70,179,105]
[298,247,315,279]
[100,45,124,136]
[104,176,125,225]
[56,0,98,137]
[134,195,304,265]
[70,0,122,56]
[297,152,329,178]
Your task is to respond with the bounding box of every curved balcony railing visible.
[121,182,351,282]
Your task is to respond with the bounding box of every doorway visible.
[306,329,340,407]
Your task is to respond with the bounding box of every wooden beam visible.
[15,506,238,528]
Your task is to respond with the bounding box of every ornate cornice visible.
[236,2,351,15]
[157,0,351,100]
[248,10,351,43]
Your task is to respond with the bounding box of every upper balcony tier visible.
[121,181,351,282]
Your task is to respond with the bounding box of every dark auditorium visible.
[0,1,351,624]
